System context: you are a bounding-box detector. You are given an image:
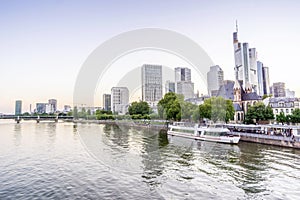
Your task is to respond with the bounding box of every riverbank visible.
[66,119,300,149]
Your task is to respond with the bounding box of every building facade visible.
[268,97,300,117]
[262,66,270,95]
[36,103,47,114]
[175,67,194,99]
[15,100,22,115]
[141,64,162,103]
[165,80,175,93]
[207,65,224,96]
[103,94,111,111]
[272,82,286,97]
[256,61,264,96]
[48,99,57,113]
[111,87,129,115]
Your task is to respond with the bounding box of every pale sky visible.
[1,0,300,114]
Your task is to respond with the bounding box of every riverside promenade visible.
[69,119,300,149]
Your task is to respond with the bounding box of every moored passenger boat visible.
[167,122,240,144]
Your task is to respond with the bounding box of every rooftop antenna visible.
[236,20,238,32]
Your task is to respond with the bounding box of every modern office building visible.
[103,94,111,111]
[111,87,129,115]
[165,80,175,93]
[36,103,47,114]
[175,67,191,82]
[272,82,286,97]
[15,100,22,116]
[233,27,259,93]
[256,61,264,96]
[176,81,194,99]
[207,65,224,96]
[48,99,57,113]
[175,67,194,99]
[262,66,270,95]
[141,64,162,103]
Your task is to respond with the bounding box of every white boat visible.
[167,122,240,144]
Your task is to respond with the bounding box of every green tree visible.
[197,97,234,123]
[276,112,286,124]
[158,92,181,121]
[73,106,78,119]
[128,101,150,116]
[290,108,300,123]
[244,102,274,124]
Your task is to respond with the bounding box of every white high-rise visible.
[141,64,162,104]
[111,87,129,115]
[233,27,258,92]
[207,65,224,96]
[174,67,194,99]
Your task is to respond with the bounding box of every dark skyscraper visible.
[15,100,22,116]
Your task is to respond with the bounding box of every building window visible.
[275,109,278,113]
[286,109,289,113]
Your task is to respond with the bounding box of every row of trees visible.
[276,109,300,124]
[244,102,274,124]
[157,93,235,123]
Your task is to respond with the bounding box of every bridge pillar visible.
[16,116,21,124]
[55,116,58,123]
[37,115,40,123]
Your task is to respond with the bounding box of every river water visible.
[0,120,299,199]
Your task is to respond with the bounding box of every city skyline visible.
[1,1,300,113]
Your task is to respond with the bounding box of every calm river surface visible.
[0,120,299,199]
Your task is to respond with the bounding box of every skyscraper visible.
[272,82,286,97]
[233,26,258,92]
[207,65,224,96]
[256,61,264,96]
[48,99,57,113]
[111,87,129,115]
[174,67,194,99]
[15,100,22,116]
[103,94,111,111]
[262,66,270,95]
[141,64,162,103]
[175,67,191,82]
[165,80,175,93]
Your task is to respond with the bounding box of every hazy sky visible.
[1,0,300,114]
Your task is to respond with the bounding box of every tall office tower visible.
[207,65,224,96]
[111,87,129,114]
[103,94,111,111]
[141,64,163,103]
[256,61,264,96]
[165,80,175,93]
[249,48,258,92]
[48,99,57,113]
[262,66,270,95]
[233,26,258,91]
[272,82,286,97]
[174,67,194,99]
[36,103,47,114]
[175,67,191,82]
[15,100,22,115]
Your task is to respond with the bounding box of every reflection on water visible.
[1,121,300,199]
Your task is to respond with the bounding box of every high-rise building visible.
[175,67,191,82]
[233,26,258,92]
[36,103,47,114]
[111,87,129,115]
[207,65,224,96]
[262,66,270,95]
[141,64,162,103]
[175,67,194,99]
[272,82,286,97]
[15,100,22,116]
[256,61,264,96]
[103,94,111,111]
[176,81,194,99]
[48,99,57,113]
[165,81,175,93]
